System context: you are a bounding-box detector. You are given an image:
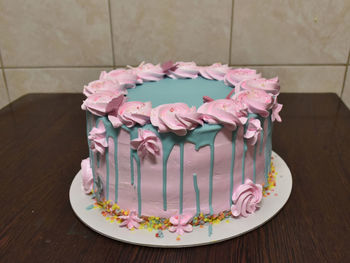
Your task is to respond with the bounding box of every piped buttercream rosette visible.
[199,63,230,81]
[99,69,138,89]
[108,101,152,128]
[88,125,108,155]
[150,103,203,136]
[83,77,127,97]
[81,158,93,194]
[239,77,280,95]
[231,179,262,217]
[167,61,199,79]
[198,99,248,130]
[224,68,261,88]
[128,62,165,83]
[130,129,160,159]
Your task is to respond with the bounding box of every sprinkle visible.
[176,236,181,241]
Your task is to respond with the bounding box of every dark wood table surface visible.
[0,93,349,263]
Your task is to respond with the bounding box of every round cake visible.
[80,61,282,235]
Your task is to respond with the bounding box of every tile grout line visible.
[228,0,235,65]
[107,0,116,68]
[0,50,11,102]
[340,49,350,98]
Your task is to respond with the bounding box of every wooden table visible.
[0,93,349,262]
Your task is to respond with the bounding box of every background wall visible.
[0,0,349,109]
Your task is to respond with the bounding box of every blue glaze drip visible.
[113,137,119,203]
[264,115,273,186]
[229,130,237,207]
[105,148,110,200]
[192,173,200,216]
[134,154,142,215]
[179,143,184,214]
[209,144,215,215]
[86,112,95,189]
[259,116,265,154]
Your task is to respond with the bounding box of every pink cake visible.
[80,61,282,235]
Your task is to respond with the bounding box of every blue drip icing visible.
[208,224,213,237]
[86,112,96,189]
[229,130,237,207]
[264,115,273,186]
[209,144,214,215]
[105,148,110,200]
[259,116,265,154]
[192,173,200,216]
[113,137,119,203]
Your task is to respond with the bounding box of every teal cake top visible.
[127,77,233,108]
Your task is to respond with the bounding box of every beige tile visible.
[110,0,232,66]
[231,0,350,64]
[0,0,113,67]
[5,68,112,101]
[342,68,350,109]
[245,66,345,95]
[0,71,10,109]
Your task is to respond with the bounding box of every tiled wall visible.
[0,0,349,109]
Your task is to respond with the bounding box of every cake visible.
[80,61,282,236]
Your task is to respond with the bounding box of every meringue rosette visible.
[224,68,261,88]
[199,63,230,81]
[150,103,203,136]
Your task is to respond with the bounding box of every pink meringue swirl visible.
[99,69,138,89]
[81,90,125,116]
[88,125,108,155]
[150,103,203,136]
[232,89,274,118]
[168,214,193,235]
[129,62,165,83]
[130,129,160,159]
[231,179,262,217]
[271,97,283,122]
[108,101,152,128]
[199,63,230,81]
[198,99,248,130]
[244,119,262,145]
[81,158,93,194]
[83,77,126,97]
[224,68,261,87]
[239,77,280,95]
[167,61,199,79]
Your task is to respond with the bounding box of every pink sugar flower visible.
[231,179,262,218]
[244,119,262,145]
[119,211,143,230]
[130,129,160,159]
[168,214,193,235]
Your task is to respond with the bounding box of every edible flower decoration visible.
[244,119,262,145]
[83,77,126,97]
[199,63,230,81]
[81,90,125,116]
[130,129,161,159]
[119,211,143,230]
[232,89,274,118]
[150,103,203,136]
[224,68,261,88]
[88,125,108,155]
[128,62,165,83]
[239,77,280,95]
[108,101,152,128]
[231,179,262,217]
[99,69,138,89]
[198,99,248,130]
[168,214,193,235]
[81,158,93,194]
[167,61,199,79]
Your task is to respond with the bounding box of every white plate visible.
[70,151,292,248]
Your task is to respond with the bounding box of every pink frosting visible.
[198,99,248,130]
[81,90,125,116]
[272,98,283,122]
[108,101,152,128]
[199,63,230,81]
[150,103,203,136]
[88,126,108,155]
[239,77,280,95]
[232,89,274,118]
[167,61,199,79]
[100,69,138,89]
[231,179,262,217]
[168,214,193,235]
[81,158,93,194]
[224,68,261,87]
[83,78,126,97]
[119,211,143,230]
[129,62,165,83]
[130,129,160,159]
[244,119,262,145]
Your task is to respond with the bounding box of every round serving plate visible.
[70,151,292,248]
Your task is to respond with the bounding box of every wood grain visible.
[0,93,349,263]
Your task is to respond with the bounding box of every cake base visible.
[70,151,292,248]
